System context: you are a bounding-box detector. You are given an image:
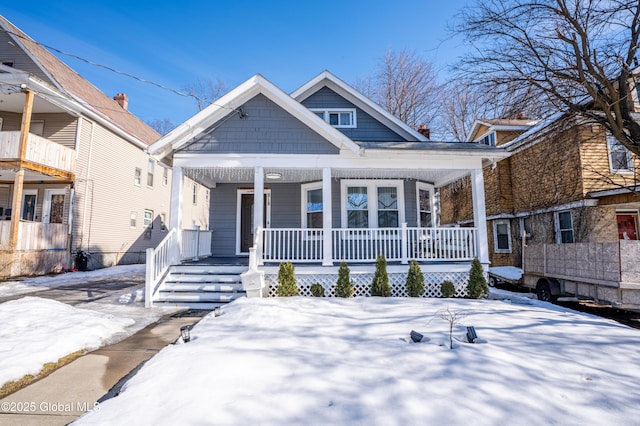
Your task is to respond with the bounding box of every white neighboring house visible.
[0,15,207,277]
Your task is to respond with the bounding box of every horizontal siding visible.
[301,87,408,142]
[0,30,51,82]
[210,179,425,257]
[0,112,78,149]
[210,183,238,256]
[72,118,172,262]
[180,94,339,155]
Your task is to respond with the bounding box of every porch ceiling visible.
[184,167,465,188]
[0,167,70,183]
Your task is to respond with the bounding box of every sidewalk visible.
[0,311,205,425]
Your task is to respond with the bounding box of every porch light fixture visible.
[265,172,282,180]
[180,325,192,343]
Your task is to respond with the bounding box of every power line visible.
[2,27,239,115]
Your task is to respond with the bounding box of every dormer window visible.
[475,132,496,146]
[311,108,356,128]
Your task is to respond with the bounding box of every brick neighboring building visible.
[440,116,640,267]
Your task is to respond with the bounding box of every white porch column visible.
[322,167,333,266]
[470,168,489,264]
[254,166,264,237]
[170,165,184,260]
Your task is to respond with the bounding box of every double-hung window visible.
[147,159,155,187]
[301,182,323,228]
[493,220,511,252]
[607,134,634,173]
[555,211,574,243]
[416,182,434,227]
[341,180,404,229]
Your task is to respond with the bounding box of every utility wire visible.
[3,27,238,114]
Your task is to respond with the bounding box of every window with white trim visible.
[555,211,574,243]
[192,183,198,205]
[416,182,433,227]
[341,180,404,228]
[607,134,634,173]
[144,209,153,229]
[162,166,168,185]
[147,159,155,187]
[311,108,356,128]
[301,182,323,228]
[130,211,137,228]
[475,132,496,146]
[493,220,511,252]
[134,168,141,186]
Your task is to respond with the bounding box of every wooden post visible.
[9,89,34,249]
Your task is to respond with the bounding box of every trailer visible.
[488,266,523,287]
[522,240,640,308]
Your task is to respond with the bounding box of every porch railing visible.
[260,225,477,264]
[0,221,68,250]
[181,228,213,261]
[145,228,178,307]
[0,131,76,173]
[145,226,213,307]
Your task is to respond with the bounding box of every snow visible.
[488,266,523,281]
[0,297,134,386]
[75,295,640,426]
[0,265,177,389]
[0,264,145,298]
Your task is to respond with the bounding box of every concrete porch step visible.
[163,282,244,292]
[157,291,245,303]
[153,301,230,310]
[169,265,248,275]
[165,274,242,284]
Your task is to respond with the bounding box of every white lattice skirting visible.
[266,271,470,298]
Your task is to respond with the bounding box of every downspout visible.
[81,120,95,250]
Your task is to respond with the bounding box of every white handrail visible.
[145,228,178,308]
[260,226,477,264]
[262,228,323,263]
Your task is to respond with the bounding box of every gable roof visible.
[0,15,160,147]
[291,70,428,142]
[148,74,363,157]
[466,118,538,142]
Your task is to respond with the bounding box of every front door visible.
[43,189,66,224]
[617,213,638,240]
[237,189,270,254]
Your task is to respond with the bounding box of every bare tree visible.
[146,118,175,136]
[438,79,547,141]
[455,0,640,155]
[183,77,227,111]
[355,49,442,131]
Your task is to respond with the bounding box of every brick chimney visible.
[114,93,128,110]
[417,124,430,139]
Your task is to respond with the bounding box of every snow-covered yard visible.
[75,294,640,426]
[0,265,176,389]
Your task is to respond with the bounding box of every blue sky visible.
[3,1,470,126]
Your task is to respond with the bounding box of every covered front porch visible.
[145,161,495,307]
